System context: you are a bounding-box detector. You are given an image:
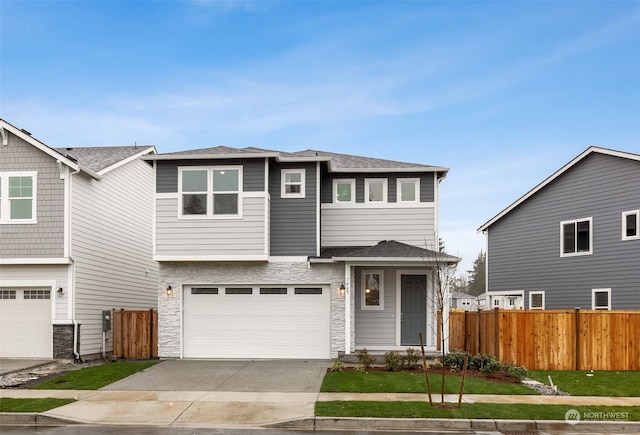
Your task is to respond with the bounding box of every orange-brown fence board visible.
[112,309,158,359]
[449,308,640,370]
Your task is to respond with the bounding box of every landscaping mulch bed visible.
[337,365,522,384]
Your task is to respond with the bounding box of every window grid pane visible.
[562,223,575,254]
[213,169,239,192]
[576,221,590,252]
[626,213,638,237]
[368,182,384,202]
[182,170,207,192]
[337,183,352,202]
[400,182,416,202]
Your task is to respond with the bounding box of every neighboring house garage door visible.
[0,288,52,358]
[183,285,330,359]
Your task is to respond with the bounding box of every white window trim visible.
[361,270,384,311]
[333,179,355,204]
[0,171,37,224]
[281,169,305,198]
[560,217,593,257]
[397,178,420,203]
[529,291,545,310]
[178,165,243,219]
[592,288,611,310]
[622,210,639,241]
[364,178,388,203]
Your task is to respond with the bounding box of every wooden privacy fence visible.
[112,309,158,359]
[449,308,640,370]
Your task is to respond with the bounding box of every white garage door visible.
[0,288,52,358]
[183,285,330,359]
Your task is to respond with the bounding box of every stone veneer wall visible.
[53,324,78,360]
[158,261,345,359]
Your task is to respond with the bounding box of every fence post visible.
[575,307,581,371]
[120,308,125,358]
[463,310,468,353]
[494,307,500,360]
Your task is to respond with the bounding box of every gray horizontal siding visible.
[354,267,398,347]
[155,196,266,256]
[0,132,64,258]
[321,206,436,248]
[156,159,265,193]
[320,171,435,203]
[269,162,317,256]
[487,153,640,309]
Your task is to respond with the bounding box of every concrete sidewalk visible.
[1,389,640,432]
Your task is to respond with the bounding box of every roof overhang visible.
[143,152,280,161]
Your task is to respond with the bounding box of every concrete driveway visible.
[102,359,330,392]
[0,358,53,375]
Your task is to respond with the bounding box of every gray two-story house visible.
[0,119,158,360]
[478,147,640,310]
[146,146,458,359]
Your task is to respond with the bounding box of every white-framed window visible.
[560,217,593,257]
[0,172,37,224]
[179,166,242,218]
[281,169,305,198]
[397,178,420,203]
[333,179,355,204]
[529,291,545,310]
[622,210,639,241]
[592,288,611,310]
[365,178,387,203]
[361,270,384,310]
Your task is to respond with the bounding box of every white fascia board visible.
[332,256,460,265]
[0,258,72,265]
[143,152,280,161]
[477,146,640,233]
[277,155,332,163]
[328,165,449,174]
[154,254,269,262]
[97,146,157,176]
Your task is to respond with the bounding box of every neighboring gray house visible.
[0,119,158,359]
[478,147,640,310]
[146,146,458,359]
[450,291,476,311]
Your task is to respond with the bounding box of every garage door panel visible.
[0,289,52,358]
[183,286,330,359]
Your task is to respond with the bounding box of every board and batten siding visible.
[155,196,267,256]
[156,158,266,193]
[487,153,640,310]
[320,172,435,203]
[269,162,317,256]
[71,158,158,357]
[0,132,65,258]
[321,205,436,248]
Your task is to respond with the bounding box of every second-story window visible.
[622,210,639,241]
[180,166,242,218]
[333,179,355,204]
[0,172,37,224]
[281,169,305,198]
[397,178,420,203]
[365,179,387,203]
[560,217,592,256]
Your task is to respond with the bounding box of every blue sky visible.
[1,1,639,275]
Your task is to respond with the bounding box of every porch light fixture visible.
[339,284,345,297]
[165,285,174,297]
[57,287,64,297]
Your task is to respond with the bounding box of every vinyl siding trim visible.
[155,254,269,262]
[0,258,71,265]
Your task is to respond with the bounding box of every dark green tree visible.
[467,250,486,296]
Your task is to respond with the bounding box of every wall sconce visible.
[57,287,64,297]
[339,284,346,297]
[165,285,174,297]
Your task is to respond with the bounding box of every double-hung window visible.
[560,217,592,256]
[0,172,37,224]
[365,179,387,203]
[397,178,420,203]
[281,169,305,198]
[180,166,242,218]
[622,210,639,241]
[333,179,355,204]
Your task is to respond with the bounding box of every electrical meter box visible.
[102,310,111,332]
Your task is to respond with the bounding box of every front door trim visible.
[395,269,428,346]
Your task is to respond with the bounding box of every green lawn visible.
[31,361,156,390]
[321,371,535,395]
[316,401,640,420]
[0,398,76,412]
[528,371,640,397]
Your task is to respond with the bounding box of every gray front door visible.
[401,275,427,345]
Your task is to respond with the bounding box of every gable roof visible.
[478,146,640,232]
[326,240,460,264]
[54,146,156,175]
[145,145,448,176]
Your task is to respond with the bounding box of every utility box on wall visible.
[102,310,111,332]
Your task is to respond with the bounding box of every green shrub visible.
[432,358,443,369]
[479,358,503,375]
[354,364,367,372]
[330,360,345,372]
[357,348,374,369]
[404,348,420,368]
[384,351,401,371]
[506,365,528,380]
[444,349,468,370]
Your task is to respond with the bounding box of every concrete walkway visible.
[1,389,640,432]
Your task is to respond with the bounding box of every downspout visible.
[68,166,82,363]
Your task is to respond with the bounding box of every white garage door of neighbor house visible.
[0,288,52,358]
[183,285,330,359]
